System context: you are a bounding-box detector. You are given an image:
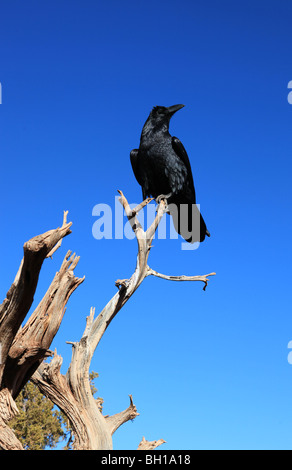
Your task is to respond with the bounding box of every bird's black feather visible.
[130,105,210,243]
[171,136,195,198]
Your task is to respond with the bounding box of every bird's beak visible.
[166,104,185,116]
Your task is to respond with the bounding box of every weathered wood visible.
[31,193,214,450]
[137,436,167,450]
[0,389,23,449]
[146,267,216,291]
[32,352,92,450]
[0,213,74,449]
[0,193,215,450]
[5,251,84,398]
[0,212,72,387]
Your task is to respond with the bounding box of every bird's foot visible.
[155,193,173,204]
[155,193,172,214]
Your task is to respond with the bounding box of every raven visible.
[130,104,210,243]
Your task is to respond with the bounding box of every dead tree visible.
[0,192,215,450]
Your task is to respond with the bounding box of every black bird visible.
[130,104,210,243]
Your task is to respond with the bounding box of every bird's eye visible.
[152,106,165,115]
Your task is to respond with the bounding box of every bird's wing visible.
[171,136,196,198]
[130,149,141,183]
[130,149,148,200]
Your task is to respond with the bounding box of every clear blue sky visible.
[1,0,292,450]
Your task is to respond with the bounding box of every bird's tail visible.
[168,202,210,243]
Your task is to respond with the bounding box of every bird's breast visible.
[138,139,188,198]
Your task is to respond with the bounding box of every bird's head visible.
[150,104,185,122]
[141,104,184,137]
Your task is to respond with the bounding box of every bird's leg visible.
[155,193,172,214]
[155,192,173,204]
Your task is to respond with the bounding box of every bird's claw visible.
[155,193,172,204]
[155,193,172,214]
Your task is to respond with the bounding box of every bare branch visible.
[131,198,154,216]
[146,267,216,291]
[117,190,145,237]
[46,210,70,258]
[0,212,72,388]
[145,198,167,241]
[105,395,139,435]
[5,251,84,398]
[137,436,166,450]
